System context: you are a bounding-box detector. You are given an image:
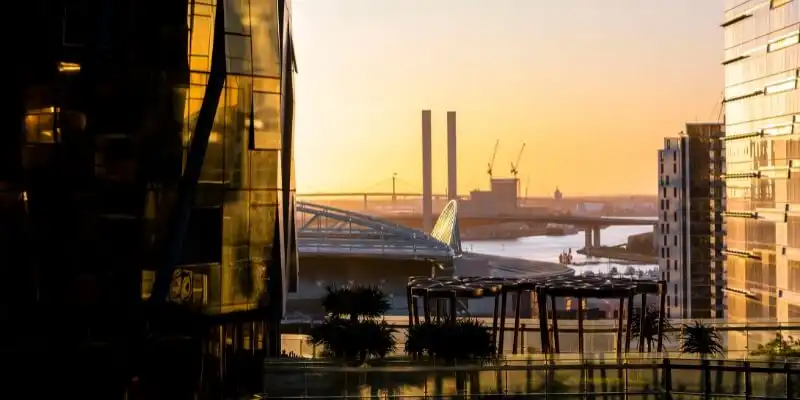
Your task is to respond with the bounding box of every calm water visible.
[463,223,657,276]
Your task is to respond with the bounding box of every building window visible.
[667,248,670,258]
[674,260,678,270]
[673,187,677,197]
[673,211,678,222]
[765,76,798,94]
[673,163,677,173]
[767,32,800,53]
[24,107,59,143]
[772,0,794,9]
[763,123,794,136]
[666,199,670,209]
[789,260,800,292]
[674,235,678,246]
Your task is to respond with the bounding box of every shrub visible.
[405,319,493,362]
[321,285,391,321]
[309,285,396,363]
[751,333,800,358]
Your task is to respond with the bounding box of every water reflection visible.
[465,224,657,276]
[263,356,795,398]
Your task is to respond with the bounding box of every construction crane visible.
[486,139,500,179]
[510,142,526,178]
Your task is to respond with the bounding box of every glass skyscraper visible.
[722,0,800,348]
[3,0,296,346]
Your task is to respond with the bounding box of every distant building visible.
[573,202,604,216]
[657,123,725,319]
[554,187,563,201]
[462,178,521,216]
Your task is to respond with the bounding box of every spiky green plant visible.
[631,305,672,352]
[679,321,723,356]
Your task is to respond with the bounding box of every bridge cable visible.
[363,177,394,192]
[394,176,420,193]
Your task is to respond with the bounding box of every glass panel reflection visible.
[724,0,800,334]
[172,0,290,314]
[430,200,462,254]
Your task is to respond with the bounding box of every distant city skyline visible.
[291,0,723,196]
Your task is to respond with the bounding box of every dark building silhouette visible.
[3,0,296,353]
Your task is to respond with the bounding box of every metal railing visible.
[279,319,800,359]
[263,355,799,399]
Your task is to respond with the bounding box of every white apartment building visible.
[658,138,687,319]
[658,124,725,320]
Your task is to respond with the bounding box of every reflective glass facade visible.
[722,0,800,349]
[4,0,296,335]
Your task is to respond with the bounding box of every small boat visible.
[558,249,574,265]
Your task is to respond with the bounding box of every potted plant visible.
[679,320,724,395]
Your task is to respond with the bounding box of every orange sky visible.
[291,0,723,196]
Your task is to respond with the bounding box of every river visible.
[463,223,657,276]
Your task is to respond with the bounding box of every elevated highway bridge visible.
[378,212,654,249]
[379,213,655,228]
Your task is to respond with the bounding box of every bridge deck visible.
[379,213,655,227]
[296,201,459,261]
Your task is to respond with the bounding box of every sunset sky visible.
[291,0,723,196]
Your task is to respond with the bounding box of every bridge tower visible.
[422,110,433,231]
[447,111,458,200]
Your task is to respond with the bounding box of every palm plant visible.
[309,285,395,363]
[679,321,723,357]
[630,305,672,352]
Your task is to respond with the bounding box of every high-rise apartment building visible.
[657,123,725,319]
[3,0,297,350]
[722,0,800,347]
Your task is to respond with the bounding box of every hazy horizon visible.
[291,0,723,197]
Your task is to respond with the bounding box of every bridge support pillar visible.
[584,229,592,249]
[363,194,368,210]
[592,226,601,248]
